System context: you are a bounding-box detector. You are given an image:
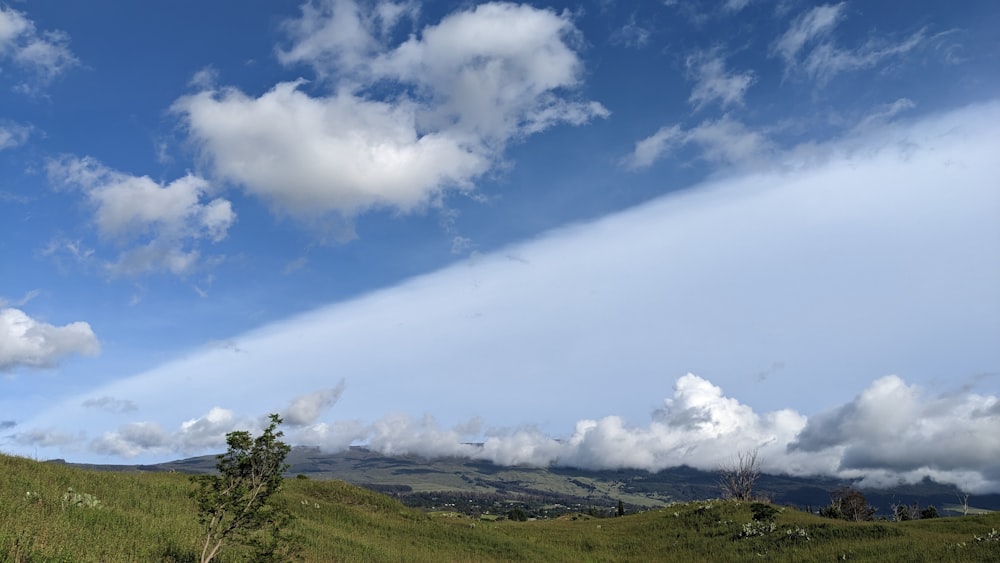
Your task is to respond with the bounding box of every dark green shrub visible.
[750,502,779,522]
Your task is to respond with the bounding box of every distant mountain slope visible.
[56,446,999,516]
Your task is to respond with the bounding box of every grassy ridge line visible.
[3,453,1000,562]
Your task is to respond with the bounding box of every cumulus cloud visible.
[773,3,927,83]
[82,396,138,414]
[91,422,170,458]
[176,407,239,454]
[0,420,15,430]
[175,84,488,217]
[789,376,1000,490]
[0,5,78,87]
[236,373,1000,493]
[46,156,234,276]
[84,406,249,458]
[686,50,755,110]
[175,1,607,221]
[623,116,772,169]
[284,374,1000,492]
[0,308,100,371]
[88,407,252,458]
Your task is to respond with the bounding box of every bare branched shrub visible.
[957,491,971,516]
[718,448,761,501]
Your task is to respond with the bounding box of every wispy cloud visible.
[623,116,772,170]
[0,4,79,90]
[82,396,138,414]
[283,383,346,427]
[609,14,651,48]
[772,3,845,64]
[46,156,234,277]
[0,122,32,151]
[685,50,756,110]
[773,3,928,83]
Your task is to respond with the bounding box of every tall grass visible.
[2,453,999,562]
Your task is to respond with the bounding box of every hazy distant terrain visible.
[57,446,1000,518]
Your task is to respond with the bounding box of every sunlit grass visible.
[3,453,999,562]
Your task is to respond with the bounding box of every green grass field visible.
[2,453,998,562]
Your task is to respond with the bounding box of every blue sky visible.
[2,1,999,491]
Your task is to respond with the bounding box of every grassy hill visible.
[4,453,1000,562]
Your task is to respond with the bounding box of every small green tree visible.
[191,414,293,563]
[821,486,877,522]
[508,507,528,521]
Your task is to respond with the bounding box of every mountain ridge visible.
[50,446,999,517]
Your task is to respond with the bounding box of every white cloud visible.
[0,5,78,86]
[82,396,138,414]
[802,30,926,83]
[686,50,755,110]
[623,124,682,169]
[623,116,771,169]
[175,1,606,221]
[772,3,845,64]
[789,375,1000,492]
[176,407,239,454]
[0,308,99,371]
[278,0,417,77]
[73,372,1000,491]
[774,3,927,83]
[283,382,346,426]
[91,422,170,458]
[609,14,651,48]
[0,289,41,308]
[366,413,480,458]
[0,122,31,151]
[12,428,81,448]
[722,0,754,12]
[851,98,916,133]
[87,407,246,458]
[46,156,234,276]
[175,84,488,217]
[288,373,1000,492]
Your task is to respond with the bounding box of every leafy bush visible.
[750,502,780,522]
[821,487,876,522]
[508,507,528,522]
[190,414,293,563]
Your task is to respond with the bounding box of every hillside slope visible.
[4,453,1000,562]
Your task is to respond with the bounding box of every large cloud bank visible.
[7,99,999,492]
